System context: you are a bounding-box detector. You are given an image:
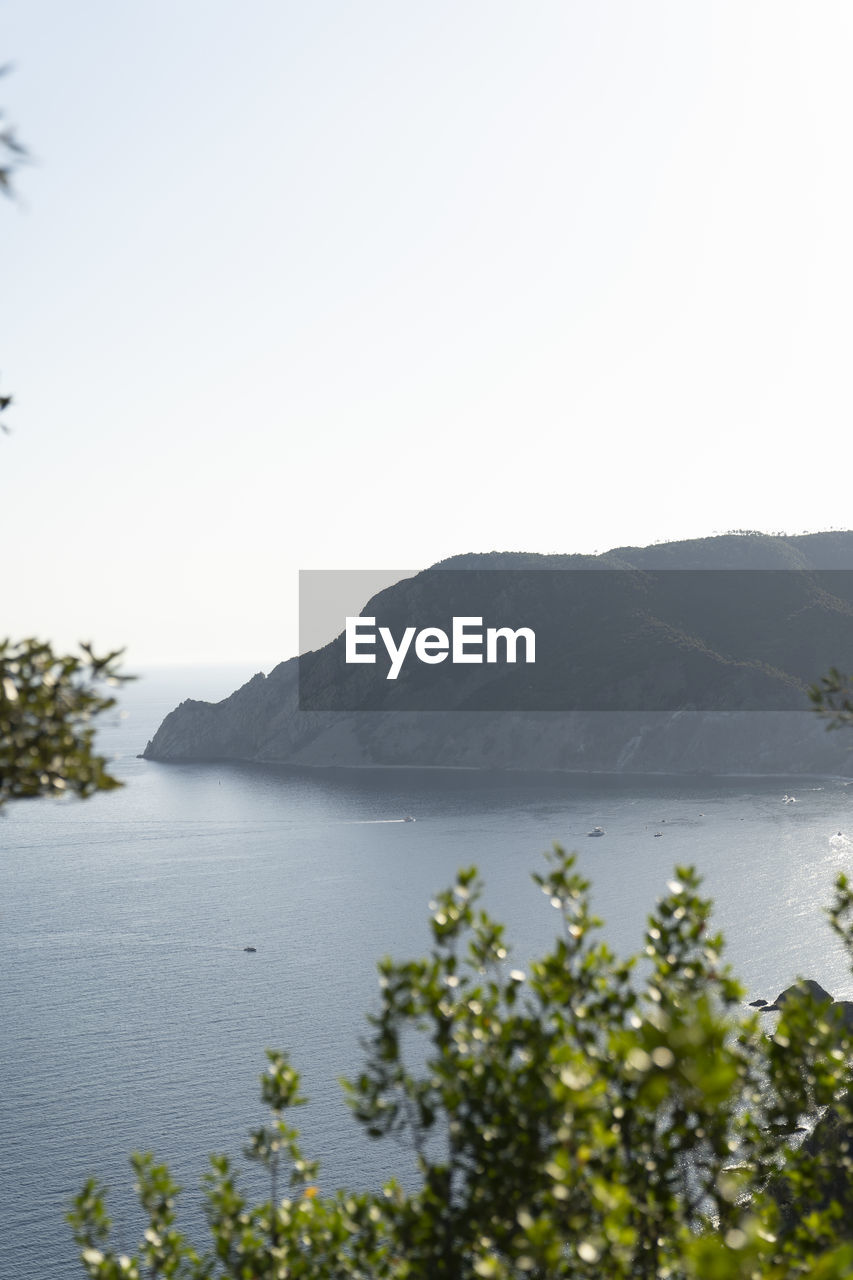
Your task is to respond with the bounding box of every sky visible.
[3,1,853,667]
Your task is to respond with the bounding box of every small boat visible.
[243,946,257,953]
[403,815,416,823]
[587,826,605,837]
[653,831,663,838]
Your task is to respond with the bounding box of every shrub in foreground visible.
[69,848,853,1279]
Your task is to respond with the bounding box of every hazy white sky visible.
[4,2,853,666]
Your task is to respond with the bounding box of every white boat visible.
[587,826,605,837]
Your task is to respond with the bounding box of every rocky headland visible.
[143,532,853,776]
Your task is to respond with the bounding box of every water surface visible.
[2,668,852,1276]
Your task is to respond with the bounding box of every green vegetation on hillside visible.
[299,559,853,714]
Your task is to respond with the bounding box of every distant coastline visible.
[143,533,853,778]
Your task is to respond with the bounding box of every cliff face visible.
[145,694,852,776]
[143,533,853,776]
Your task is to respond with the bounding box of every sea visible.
[2,665,853,1278]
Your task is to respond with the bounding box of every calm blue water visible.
[3,667,853,1277]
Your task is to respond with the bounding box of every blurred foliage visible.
[810,668,853,730]
[69,847,853,1278]
[1,62,28,431]
[0,639,129,808]
[1,73,129,807]
[0,63,27,198]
